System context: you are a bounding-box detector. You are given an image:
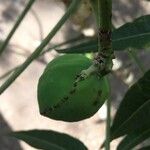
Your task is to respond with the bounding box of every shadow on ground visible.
[0,113,22,150]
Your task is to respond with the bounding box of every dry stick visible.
[0,0,36,55]
[0,0,80,95]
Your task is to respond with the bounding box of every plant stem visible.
[91,0,112,149]
[127,49,145,74]
[0,0,36,55]
[106,97,111,150]
[0,35,83,80]
[91,0,113,76]
[97,1,112,149]
[0,66,19,80]
[0,0,80,95]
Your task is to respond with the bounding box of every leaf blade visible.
[56,38,97,53]
[9,130,87,150]
[56,15,150,53]
[117,128,150,150]
[110,70,150,140]
[137,146,150,150]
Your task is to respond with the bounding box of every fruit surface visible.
[38,54,109,122]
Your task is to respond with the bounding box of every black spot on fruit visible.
[93,90,102,106]
[69,88,76,95]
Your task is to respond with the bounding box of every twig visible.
[0,0,36,55]
[0,66,19,80]
[0,0,80,95]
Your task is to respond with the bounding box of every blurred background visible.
[0,0,150,149]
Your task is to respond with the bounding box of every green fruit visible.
[38,54,110,122]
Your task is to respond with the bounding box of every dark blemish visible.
[73,82,78,87]
[61,96,69,103]
[110,14,112,19]
[100,52,109,58]
[54,97,68,109]
[70,88,76,94]
[98,90,102,96]
[64,96,69,100]
[94,61,99,66]
[79,76,85,81]
[41,107,53,115]
[93,90,102,106]
[99,28,108,34]
[61,98,66,103]
[54,105,59,109]
[99,59,104,64]
[41,110,47,115]
[49,107,54,112]
[75,74,80,79]
[99,29,111,42]
[93,100,99,106]
[52,95,71,110]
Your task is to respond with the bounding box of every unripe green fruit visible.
[38,54,110,122]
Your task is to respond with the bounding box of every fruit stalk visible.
[0,0,80,95]
[91,0,114,76]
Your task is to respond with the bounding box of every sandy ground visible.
[0,0,150,150]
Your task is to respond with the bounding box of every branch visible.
[0,0,80,95]
[91,0,113,150]
[0,0,36,55]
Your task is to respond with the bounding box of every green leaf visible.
[56,15,150,53]
[9,130,87,150]
[137,146,150,150]
[110,70,150,140]
[117,129,150,150]
[56,38,97,53]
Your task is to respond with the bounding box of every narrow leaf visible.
[56,38,97,53]
[110,70,150,140]
[9,130,87,150]
[117,129,150,150]
[137,146,150,150]
[56,15,150,53]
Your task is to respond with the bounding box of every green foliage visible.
[137,146,150,150]
[0,0,150,149]
[9,130,87,150]
[110,70,150,149]
[38,54,110,122]
[117,129,150,150]
[56,15,150,53]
